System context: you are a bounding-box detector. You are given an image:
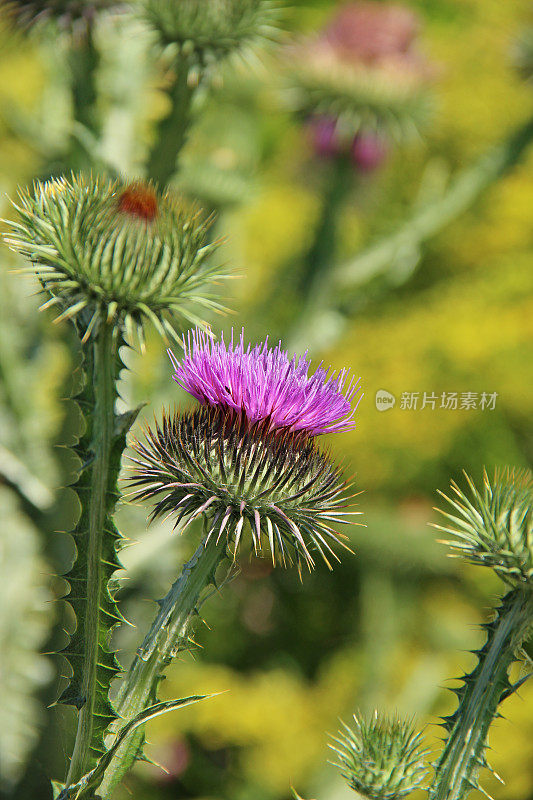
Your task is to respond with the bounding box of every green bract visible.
[288,60,432,143]
[129,405,356,571]
[330,713,429,800]
[5,174,227,345]
[435,468,533,586]
[141,0,279,65]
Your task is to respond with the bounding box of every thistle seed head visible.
[141,0,280,67]
[5,174,227,345]
[129,405,357,570]
[435,468,533,587]
[169,328,362,436]
[330,713,429,800]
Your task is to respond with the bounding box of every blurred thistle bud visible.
[351,131,388,171]
[288,2,434,163]
[5,174,226,345]
[330,712,429,800]
[140,0,280,68]
[129,328,362,570]
[435,468,533,587]
[5,0,119,29]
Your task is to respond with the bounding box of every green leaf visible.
[59,695,210,800]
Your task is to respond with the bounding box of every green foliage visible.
[0,488,52,790]
[57,695,210,800]
[435,468,533,586]
[5,174,226,346]
[329,712,429,800]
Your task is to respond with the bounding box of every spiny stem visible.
[99,535,227,796]
[146,54,195,186]
[429,588,533,800]
[67,323,119,785]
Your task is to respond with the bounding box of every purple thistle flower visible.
[168,328,361,436]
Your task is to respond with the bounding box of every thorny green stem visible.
[146,54,195,187]
[68,20,100,169]
[334,114,533,291]
[299,154,353,294]
[429,588,533,800]
[67,324,119,785]
[99,535,227,796]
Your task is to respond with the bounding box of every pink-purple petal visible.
[169,328,361,436]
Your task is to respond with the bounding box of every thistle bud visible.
[129,405,354,570]
[288,2,433,153]
[141,0,279,67]
[330,713,429,800]
[435,469,533,587]
[6,0,118,28]
[5,175,226,345]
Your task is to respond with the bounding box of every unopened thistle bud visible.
[141,0,280,67]
[5,175,226,345]
[330,713,429,800]
[435,468,533,587]
[129,329,362,569]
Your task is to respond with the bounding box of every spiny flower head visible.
[5,174,227,346]
[434,468,533,587]
[129,405,358,570]
[287,2,433,150]
[6,0,118,28]
[169,328,361,436]
[141,0,280,67]
[329,712,429,800]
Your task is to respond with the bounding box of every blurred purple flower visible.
[351,131,388,170]
[323,2,421,68]
[169,328,361,435]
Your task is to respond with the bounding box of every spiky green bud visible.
[141,0,280,67]
[5,175,227,345]
[435,468,533,587]
[129,405,357,571]
[330,713,429,800]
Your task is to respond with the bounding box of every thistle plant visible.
[4,173,228,792]
[428,469,533,800]
[330,712,429,800]
[96,328,361,796]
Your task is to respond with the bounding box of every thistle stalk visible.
[99,535,227,795]
[430,588,533,800]
[66,322,122,786]
[146,54,195,186]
